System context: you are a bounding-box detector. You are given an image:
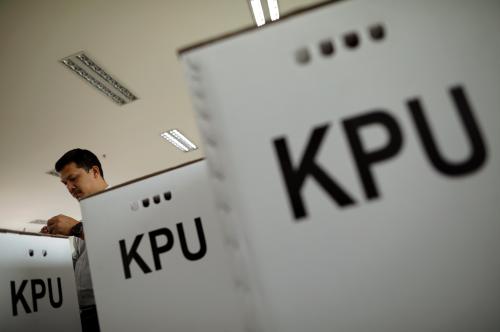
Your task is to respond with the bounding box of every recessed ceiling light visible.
[61,52,138,105]
[46,169,59,177]
[29,219,47,225]
[267,0,280,21]
[248,0,280,26]
[160,129,198,152]
[249,0,266,27]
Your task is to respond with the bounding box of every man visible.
[43,148,107,332]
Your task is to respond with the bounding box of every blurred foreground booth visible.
[0,230,82,332]
[178,0,500,331]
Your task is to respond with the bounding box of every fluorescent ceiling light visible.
[267,0,280,21]
[249,0,266,27]
[76,54,137,102]
[169,129,198,150]
[160,129,198,152]
[46,169,59,177]
[29,219,47,225]
[61,52,138,105]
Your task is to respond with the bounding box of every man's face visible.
[59,162,100,200]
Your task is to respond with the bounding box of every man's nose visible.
[66,182,75,191]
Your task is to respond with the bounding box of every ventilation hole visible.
[29,249,34,257]
[343,32,360,49]
[295,48,311,64]
[319,40,335,56]
[214,170,225,180]
[130,201,139,211]
[42,250,47,257]
[163,192,172,201]
[153,195,161,204]
[142,198,150,208]
[369,24,385,41]
[205,135,217,147]
[199,109,211,121]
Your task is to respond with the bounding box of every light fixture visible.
[29,219,47,225]
[46,169,59,177]
[61,52,138,105]
[267,0,280,21]
[248,0,280,27]
[249,0,266,27]
[160,129,198,152]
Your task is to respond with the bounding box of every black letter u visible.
[48,278,63,308]
[177,218,207,261]
[407,85,487,176]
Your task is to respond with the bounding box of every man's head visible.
[55,148,107,200]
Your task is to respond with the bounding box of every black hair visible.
[55,148,104,179]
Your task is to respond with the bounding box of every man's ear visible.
[91,165,100,178]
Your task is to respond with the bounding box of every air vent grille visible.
[61,52,138,105]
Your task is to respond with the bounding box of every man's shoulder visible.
[73,236,86,257]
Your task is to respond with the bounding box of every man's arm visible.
[45,214,83,238]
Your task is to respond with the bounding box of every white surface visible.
[0,233,82,332]
[181,1,500,331]
[80,160,245,332]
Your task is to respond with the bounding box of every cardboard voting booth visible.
[80,159,245,332]
[179,1,500,331]
[0,230,82,332]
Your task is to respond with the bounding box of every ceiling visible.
[0,0,319,232]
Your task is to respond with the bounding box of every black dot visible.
[42,250,47,257]
[295,48,311,64]
[29,249,34,257]
[319,40,335,56]
[369,24,385,41]
[344,32,360,49]
[153,195,161,204]
[205,135,217,147]
[164,192,172,201]
[142,198,150,208]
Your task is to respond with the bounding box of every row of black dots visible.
[141,191,173,208]
[28,249,48,257]
[295,23,386,64]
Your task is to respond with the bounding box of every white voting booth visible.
[80,159,245,332]
[179,0,500,331]
[0,230,82,332]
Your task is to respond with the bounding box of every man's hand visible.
[46,214,79,236]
